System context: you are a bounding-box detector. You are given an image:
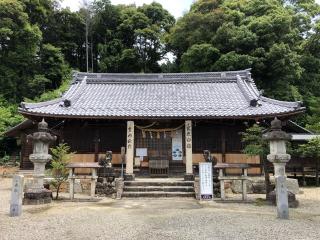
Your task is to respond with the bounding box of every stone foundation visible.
[231,177,300,194]
[23,189,52,205]
[268,190,299,208]
[95,178,116,196]
[184,174,195,181]
[124,174,135,181]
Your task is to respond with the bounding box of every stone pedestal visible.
[264,117,291,219]
[23,119,56,205]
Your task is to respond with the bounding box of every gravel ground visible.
[1,177,320,240]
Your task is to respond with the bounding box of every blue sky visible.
[61,0,195,19]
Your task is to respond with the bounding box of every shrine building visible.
[7,69,305,180]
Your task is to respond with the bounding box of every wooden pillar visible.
[184,120,194,180]
[221,128,226,163]
[94,129,99,162]
[125,121,135,180]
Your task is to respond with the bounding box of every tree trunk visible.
[55,182,61,200]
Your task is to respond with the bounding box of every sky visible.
[61,0,195,19]
[61,0,320,19]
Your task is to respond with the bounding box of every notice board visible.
[199,162,213,200]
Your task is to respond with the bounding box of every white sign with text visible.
[199,162,213,200]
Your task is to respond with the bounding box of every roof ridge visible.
[20,98,63,110]
[63,76,87,105]
[236,75,259,107]
[260,96,302,108]
[73,69,252,84]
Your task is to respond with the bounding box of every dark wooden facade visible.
[18,119,248,170]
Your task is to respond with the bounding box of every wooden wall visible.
[69,153,122,174]
[193,153,261,175]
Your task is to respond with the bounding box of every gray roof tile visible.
[19,70,304,119]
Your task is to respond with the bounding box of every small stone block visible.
[184,174,195,181]
[124,174,135,181]
[9,204,22,217]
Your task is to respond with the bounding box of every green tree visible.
[43,8,86,71]
[0,0,42,101]
[298,137,320,186]
[181,44,220,72]
[39,43,68,89]
[241,124,271,196]
[91,1,175,73]
[50,143,74,200]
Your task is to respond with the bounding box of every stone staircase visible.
[169,162,185,177]
[122,179,195,198]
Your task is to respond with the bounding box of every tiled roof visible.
[19,70,304,119]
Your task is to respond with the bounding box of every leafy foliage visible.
[49,143,74,200]
[181,44,220,72]
[241,124,268,157]
[90,1,175,73]
[298,137,320,158]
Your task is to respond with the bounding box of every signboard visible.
[172,129,183,160]
[136,148,147,157]
[199,162,213,200]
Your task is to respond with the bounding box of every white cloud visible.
[60,0,194,19]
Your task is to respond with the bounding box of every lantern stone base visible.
[184,174,195,181]
[267,190,299,208]
[23,188,52,205]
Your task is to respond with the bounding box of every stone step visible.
[124,181,194,187]
[123,186,194,192]
[169,170,185,173]
[122,191,195,198]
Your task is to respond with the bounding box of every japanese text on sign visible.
[199,162,213,200]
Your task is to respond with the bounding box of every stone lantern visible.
[24,119,57,204]
[264,117,291,219]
